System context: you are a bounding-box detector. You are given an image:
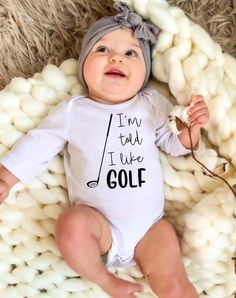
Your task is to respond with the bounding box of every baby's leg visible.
[55,205,142,298]
[135,218,199,298]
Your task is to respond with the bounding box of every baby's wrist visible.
[0,165,19,189]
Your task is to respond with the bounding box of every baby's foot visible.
[99,271,142,298]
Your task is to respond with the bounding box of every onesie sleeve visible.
[147,88,191,157]
[0,99,71,183]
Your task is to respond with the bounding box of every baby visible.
[0,2,209,298]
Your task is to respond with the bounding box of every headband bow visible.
[114,2,159,46]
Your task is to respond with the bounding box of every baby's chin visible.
[88,89,139,105]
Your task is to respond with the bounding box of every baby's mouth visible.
[105,69,126,78]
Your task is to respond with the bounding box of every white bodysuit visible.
[0,88,190,267]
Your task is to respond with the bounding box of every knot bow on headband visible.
[114,2,159,46]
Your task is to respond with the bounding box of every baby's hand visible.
[187,95,209,128]
[0,180,10,204]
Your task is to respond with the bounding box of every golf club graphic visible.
[87,114,113,188]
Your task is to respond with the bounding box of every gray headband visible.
[78,1,160,89]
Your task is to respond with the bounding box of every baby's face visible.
[83,28,146,104]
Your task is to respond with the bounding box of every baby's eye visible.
[125,50,137,57]
[96,46,109,53]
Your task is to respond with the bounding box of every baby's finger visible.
[189,108,209,126]
[190,94,205,104]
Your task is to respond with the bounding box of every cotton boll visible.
[60,58,78,76]
[42,65,71,92]
[191,24,216,60]
[152,31,173,54]
[0,91,20,110]
[8,77,31,94]
[147,3,178,34]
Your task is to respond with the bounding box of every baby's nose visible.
[108,53,123,64]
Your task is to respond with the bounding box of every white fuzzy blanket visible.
[0,0,235,297]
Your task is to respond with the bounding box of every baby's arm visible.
[178,95,209,149]
[0,166,19,203]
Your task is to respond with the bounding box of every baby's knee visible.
[55,205,93,245]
